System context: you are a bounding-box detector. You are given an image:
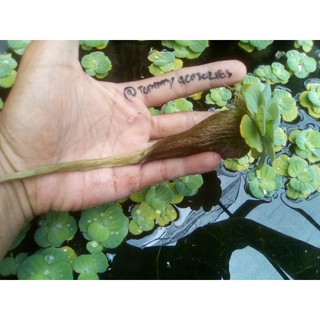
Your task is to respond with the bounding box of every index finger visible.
[117,60,246,107]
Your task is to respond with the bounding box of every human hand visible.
[0,41,246,256]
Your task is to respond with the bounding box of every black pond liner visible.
[1,40,320,280]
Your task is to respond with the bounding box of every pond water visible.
[1,40,320,280]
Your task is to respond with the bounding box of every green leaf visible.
[240,114,263,153]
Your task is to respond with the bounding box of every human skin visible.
[0,41,246,259]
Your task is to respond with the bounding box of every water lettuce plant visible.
[238,40,273,53]
[286,50,317,79]
[174,174,204,196]
[299,82,320,119]
[0,253,27,277]
[294,40,313,53]
[289,129,320,163]
[0,53,17,88]
[161,97,193,113]
[247,163,282,199]
[80,40,109,51]
[81,51,112,78]
[148,49,183,76]
[254,62,291,84]
[224,153,255,172]
[7,40,31,55]
[17,247,74,280]
[34,211,77,248]
[272,154,320,200]
[79,203,129,249]
[272,89,298,122]
[205,87,232,107]
[162,40,209,59]
[238,79,281,167]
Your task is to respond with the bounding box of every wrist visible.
[0,149,34,260]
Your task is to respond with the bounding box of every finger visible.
[150,111,213,139]
[117,60,246,107]
[113,152,221,196]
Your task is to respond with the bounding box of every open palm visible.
[0,41,246,215]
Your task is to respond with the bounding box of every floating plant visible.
[148,49,183,76]
[81,51,112,78]
[224,153,255,172]
[79,203,129,249]
[289,128,320,163]
[205,87,232,107]
[80,40,109,51]
[272,89,298,122]
[0,53,17,88]
[254,62,291,84]
[294,40,314,53]
[174,174,204,196]
[285,50,317,79]
[34,211,77,248]
[161,97,193,114]
[0,253,27,277]
[247,163,282,199]
[162,40,209,59]
[299,82,320,119]
[7,40,31,55]
[238,40,273,53]
[17,247,74,280]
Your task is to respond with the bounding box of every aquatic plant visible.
[73,252,108,280]
[80,40,109,51]
[162,40,209,59]
[247,163,282,199]
[34,211,77,247]
[289,129,320,163]
[273,127,287,152]
[0,53,17,88]
[148,49,183,76]
[224,153,255,172]
[238,80,281,167]
[161,98,193,113]
[17,247,74,280]
[294,40,313,53]
[238,40,273,53]
[10,223,31,250]
[285,50,317,78]
[272,89,298,122]
[205,87,232,107]
[81,51,112,78]
[7,40,31,55]
[0,253,27,277]
[254,62,291,84]
[174,174,204,196]
[273,154,320,200]
[79,203,129,249]
[299,82,320,119]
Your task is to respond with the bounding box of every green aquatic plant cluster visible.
[238,40,273,53]
[0,53,17,88]
[205,87,232,107]
[80,40,109,51]
[299,82,320,118]
[285,50,317,79]
[254,62,291,84]
[81,51,112,78]
[147,49,183,76]
[7,40,31,55]
[294,40,314,53]
[162,40,209,59]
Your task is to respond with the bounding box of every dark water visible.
[1,40,320,279]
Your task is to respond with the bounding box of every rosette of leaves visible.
[80,40,109,51]
[17,247,74,280]
[294,40,313,53]
[161,98,193,114]
[224,153,255,172]
[0,253,27,277]
[285,50,317,78]
[0,53,17,88]
[81,51,112,78]
[238,80,281,167]
[273,127,287,152]
[289,129,320,163]
[73,252,108,280]
[205,87,232,107]
[272,89,298,122]
[299,83,320,118]
[148,49,183,76]
[7,40,31,55]
[247,163,282,199]
[254,62,290,84]
[34,211,77,248]
[272,154,320,200]
[174,174,204,196]
[162,40,209,59]
[79,203,129,249]
[238,40,273,53]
